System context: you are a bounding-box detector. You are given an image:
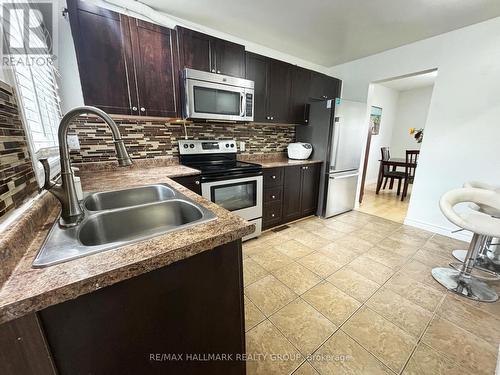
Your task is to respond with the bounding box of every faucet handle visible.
[39,158,52,190]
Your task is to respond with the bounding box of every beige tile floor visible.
[358,183,411,223]
[243,211,500,375]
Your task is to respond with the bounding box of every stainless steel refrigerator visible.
[296,98,368,218]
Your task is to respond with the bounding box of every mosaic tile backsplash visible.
[0,81,38,219]
[68,118,295,163]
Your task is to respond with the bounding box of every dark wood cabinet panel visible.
[68,0,134,115]
[289,66,311,124]
[300,164,320,216]
[0,313,57,375]
[69,1,342,122]
[267,59,291,123]
[130,20,178,117]
[177,27,245,78]
[39,241,245,375]
[263,186,282,204]
[263,164,321,230]
[177,26,212,73]
[309,72,341,101]
[171,175,202,195]
[263,167,284,187]
[69,0,180,118]
[213,39,245,78]
[263,201,282,229]
[282,165,302,222]
[245,52,268,122]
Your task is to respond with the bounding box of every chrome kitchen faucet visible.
[40,106,132,227]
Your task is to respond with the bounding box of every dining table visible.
[376,157,417,194]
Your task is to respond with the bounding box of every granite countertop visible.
[257,159,323,168]
[237,153,323,169]
[0,164,254,325]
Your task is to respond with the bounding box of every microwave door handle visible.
[240,92,245,117]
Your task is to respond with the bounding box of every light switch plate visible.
[67,134,80,150]
[239,141,245,152]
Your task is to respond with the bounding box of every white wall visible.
[389,85,433,157]
[329,16,500,240]
[365,84,399,183]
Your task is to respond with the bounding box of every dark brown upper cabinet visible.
[67,0,133,115]
[67,0,179,117]
[129,19,179,117]
[177,27,245,78]
[245,52,268,122]
[176,27,212,73]
[289,66,311,124]
[245,53,292,124]
[309,71,341,101]
[266,59,292,124]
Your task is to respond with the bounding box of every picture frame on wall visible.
[370,106,382,135]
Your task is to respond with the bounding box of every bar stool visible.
[432,188,500,302]
[451,181,500,277]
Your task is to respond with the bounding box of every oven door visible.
[185,79,253,122]
[201,176,263,221]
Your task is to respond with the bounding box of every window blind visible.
[2,0,62,185]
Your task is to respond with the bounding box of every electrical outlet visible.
[67,134,80,150]
[239,141,246,152]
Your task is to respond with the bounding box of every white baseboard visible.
[403,217,473,242]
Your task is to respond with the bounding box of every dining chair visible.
[378,147,406,195]
[401,149,419,201]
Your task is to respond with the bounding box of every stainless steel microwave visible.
[182,68,254,122]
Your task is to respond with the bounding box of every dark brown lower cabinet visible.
[281,165,303,223]
[171,175,202,195]
[300,165,321,216]
[0,241,245,375]
[262,163,321,230]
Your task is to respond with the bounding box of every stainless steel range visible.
[179,140,262,240]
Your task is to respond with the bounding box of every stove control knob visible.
[189,144,195,148]
[230,143,235,148]
[225,143,229,148]
[183,144,188,149]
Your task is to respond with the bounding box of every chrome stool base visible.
[452,249,500,275]
[432,267,498,302]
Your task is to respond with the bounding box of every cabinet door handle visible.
[211,69,216,73]
[271,175,276,179]
[271,195,276,199]
[271,213,275,218]
[140,107,145,112]
[270,116,274,120]
[195,180,200,185]
[132,106,137,111]
[217,70,221,74]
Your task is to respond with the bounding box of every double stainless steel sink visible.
[33,184,216,267]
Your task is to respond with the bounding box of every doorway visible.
[358,69,436,223]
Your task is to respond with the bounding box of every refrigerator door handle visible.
[329,173,358,179]
[330,121,341,169]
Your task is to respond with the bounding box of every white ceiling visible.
[139,0,500,67]
[380,71,437,91]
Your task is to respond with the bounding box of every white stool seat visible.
[433,187,500,302]
[464,181,500,217]
[439,188,500,237]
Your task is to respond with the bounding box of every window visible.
[2,0,62,186]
